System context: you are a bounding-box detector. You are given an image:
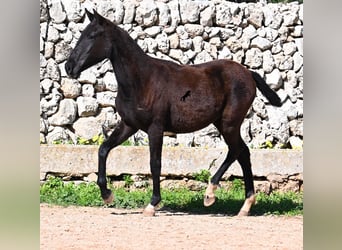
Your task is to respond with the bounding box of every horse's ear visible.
[93,10,106,25]
[85,9,94,21]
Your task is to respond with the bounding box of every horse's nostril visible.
[65,62,72,74]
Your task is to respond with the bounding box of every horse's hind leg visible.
[204,125,243,207]
[97,121,137,204]
[236,145,256,216]
[204,124,256,215]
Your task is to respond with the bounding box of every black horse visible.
[65,10,282,216]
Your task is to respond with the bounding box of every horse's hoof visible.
[204,183,218,207]
[204,194,216,207]
[143,204,156,217]
[103,192,114,204]
[237,210,249,216]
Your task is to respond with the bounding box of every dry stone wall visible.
[40,0,303,149]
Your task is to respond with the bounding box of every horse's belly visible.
[168,103,221,133]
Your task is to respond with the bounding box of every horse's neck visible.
[109,26,150,98]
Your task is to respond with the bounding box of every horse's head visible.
[65,9,112,79]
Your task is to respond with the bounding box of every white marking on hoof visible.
[237,194,256,216]
[204,183,218,207]
[143,204,156,217]
[103,192,114,204]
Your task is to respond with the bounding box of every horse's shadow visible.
[110,195,302,217]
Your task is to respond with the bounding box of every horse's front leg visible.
[143,124,164,216]
[97,121,137,204]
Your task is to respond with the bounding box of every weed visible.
[40,177,303,215]
[123,174,134,187]
[193,169,211,183]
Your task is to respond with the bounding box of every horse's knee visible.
[98,143,109,159]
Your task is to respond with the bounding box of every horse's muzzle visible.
[65,60,79,79]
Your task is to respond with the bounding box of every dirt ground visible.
[40,204,303,250]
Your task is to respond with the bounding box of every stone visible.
[242,25,257,41]
[179,38,192,50]
[200,4,215,26]
[244,48,263,69]
[144,26,161,37]
[48,99,78,126]
[282,180,300,192]
[168,33,179,49]
[255,181,271,194]
[82,84,95,97]
[262,50,275,73]
[184,24,204,38]
[289,119,303,137]
[264,27,279,42]
[135,0,158,27]
[40,79,53,94]
[225,37,242,53]
[96,91,116,107]
[251,36,272,51]
[156,2,170,26]
[192,36,203,53]
[294,38,303,56]
[176,26,189,40]
[46,126,71,144]
[283,10,299,27]
[218,46,232,60]
[44,42,54,59]
[194,50,212,64]
[45,59,60,81]
[218,28,235,40]
[73,117,103,140]
[40,88,62,117]
[209,37,221,48]
[252,96,267,119]
[216,2,232,27]
[186,180,207,191]
[145,37,158,53]
[123,0,136,24]
[161,179,187,190]
[48,0,66,24]
[84,173,98,183]
[168,0,181,28]
[169,49,185,62]
[293,52,303,72]
[267,173,286,183]
[289,136,303,150]
[265,106,289,144]
[155,32,170,54]
[46,25,60,43]
[247,7,264,28]
[265,69,283,90]
[61,0,84,22]
[283,42,297,56]
[103,72,118,92]
[40,118,48,134]
[97,0,124,24]
[179,1,200,24]
[60,78,81,98]
[77,96,98,117]
[292,25,303,37]
[279,55,294,71]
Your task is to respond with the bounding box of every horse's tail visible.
[251,71,282,107]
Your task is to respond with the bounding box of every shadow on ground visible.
[157,195,303,216]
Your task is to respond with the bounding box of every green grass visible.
[40,176,303,216]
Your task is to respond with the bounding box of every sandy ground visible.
[40,204,303,250]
